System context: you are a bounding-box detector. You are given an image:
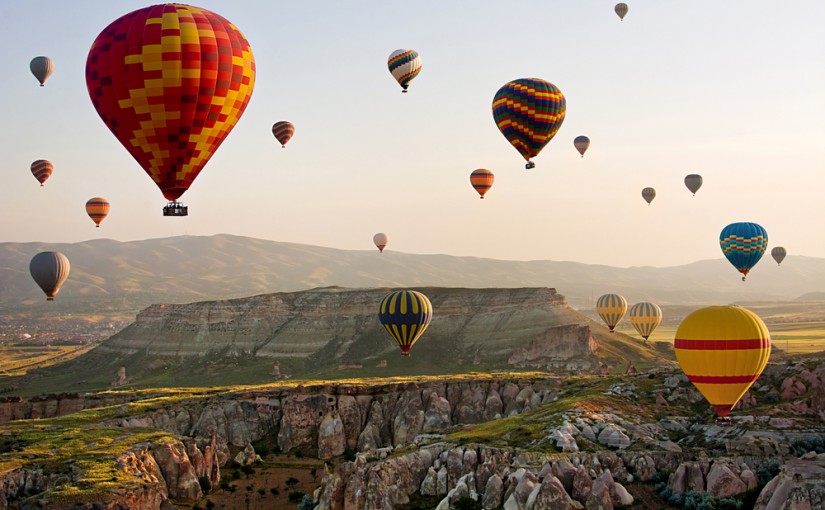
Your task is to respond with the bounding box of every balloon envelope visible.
[771,246,787,266]
[574,136,590,157]
[388,49,422,92]
[272,121,295,148]
[642,187,656,204]
[31,160,53,186]
[470,169,495,199]
[85,4,256,202]
[684,174,703,195]
[596,294,627,332]
[492,78,566,168]
[30,251,70,301]
[30,56,54,86]
[373,233,388,253]
[86,197,110,227]
[629,302,662,341]
[719,222,768,280]
[674,306,770,417]
[378,290,433,356]
[615,3,629,20]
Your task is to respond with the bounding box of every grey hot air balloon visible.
[771,247,787,266]
[30,56,54,86]
[684,174,703,196]
[30,251,70,301]
[615,3,629,20]
[642,187,656,205]
[574,136,591,157]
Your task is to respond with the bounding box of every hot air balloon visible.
[85,197,110,227]
[596,294,627,332]
[388,49,422,93]
[719,222,768,281]
[85,4,256,216]
[30,56,54,86]
[771,246,787,266]
[30,251,70,301]
[628,302,662,342]
[684,174,703,196]
[272,121,294,148]
[31,160,53,186]
[470,169,494,199]
[615,3,629,20]
[674,306,770,418]
[378,290,433,356]
[642,187,656,205]
[492,78,566,169]
[574,136,590,157]
[373,233,388,253]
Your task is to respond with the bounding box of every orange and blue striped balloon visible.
[719,222,767,281]
[31,160,53,186]
[628,302,662,341]
[378,290,432,356]
[596,293,627,332]
[674,306,771,417]
[85,197,110,227]
[492,78,566,169]
[470,169,494,199]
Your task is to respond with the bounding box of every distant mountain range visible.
[1,234,823,315]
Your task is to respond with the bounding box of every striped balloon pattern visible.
[31,160,53,186]
[86,197,111,227]
[492,78,566,168]
[674,306,771,417]
[771,246,787,266]
[388,49,422,92]
[642,187,656,205]
[596,293,627,332]
[628,302,662,341]
[378,290,433,356]
[29,251,71,301]
[574,135,590,157]
[615,3,629,20]
[86,4,256,202]
[719,222,768,281]
[470,169,495,199]
[272,121,295,148]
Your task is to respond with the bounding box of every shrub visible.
[205,501,215,510]
[285,476,300,488]
[198,475,212,494]
[757,460,781,485]
[288,490,306,503]
[270,487,280,496]
[298,494,316,510]
[258,488,266,496]
[241,464,256,476]
[454,496,482,510]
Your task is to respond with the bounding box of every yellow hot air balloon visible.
[674,306,771,418]
[628,302,662,341]
[596,293,627,332]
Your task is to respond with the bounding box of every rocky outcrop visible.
[755,452,825,510]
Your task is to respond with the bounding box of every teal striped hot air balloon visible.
[596,294,627,332]
[378,290,432,356]
[720,222,768,281]
[492,78,566,169]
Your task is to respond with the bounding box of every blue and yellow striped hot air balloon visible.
[674,306,771,418]
[378,290,432,356]
[628,302,662,342]
[492,78,566,169]
[596,294,627,332]
[719,222,768,281]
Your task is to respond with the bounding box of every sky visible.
[1,1,824,267]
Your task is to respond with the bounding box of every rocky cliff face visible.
[93,286,596,368]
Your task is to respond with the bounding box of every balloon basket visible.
[163,201,188,217]
[46,297,54,301]
[715,417,732,427]
[525,161,535,170]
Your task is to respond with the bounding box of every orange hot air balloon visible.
[470,169,494,199]
[85,4,255,214]
[272,121,295,148]
[85,197,110,227]
[674,306,771,418]
[31,160,53,186]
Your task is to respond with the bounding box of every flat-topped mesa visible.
[95,287,593,367]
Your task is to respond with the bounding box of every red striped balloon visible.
[470,169,494,199]
[86,197,111,227]
[272,121,295,148]
[31,160,53,186]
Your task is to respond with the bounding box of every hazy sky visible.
[2,1,824,267]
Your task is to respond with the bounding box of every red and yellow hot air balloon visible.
[272,121,294,148]
[85,4,255,215]
[85,197,110,227]
[674,306,771,418]
[31,160,53,186]
[470,169,494,199]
